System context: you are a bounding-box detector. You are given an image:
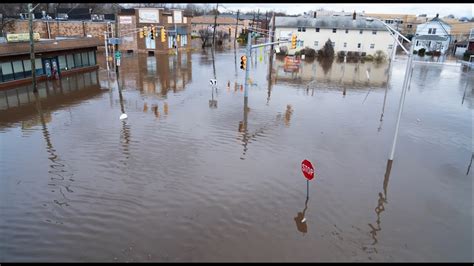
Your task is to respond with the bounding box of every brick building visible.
[118,8,192,54]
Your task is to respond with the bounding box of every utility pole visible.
[264,11,268,42]
[28,3,37,93]
[212,3,218,48]
[114,8,119,74]
[234,9,239,45]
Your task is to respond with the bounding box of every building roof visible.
[274,16,388,31]
[415,35,449,41]
[0,37,101,57]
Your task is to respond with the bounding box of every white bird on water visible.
[119,113,128,120]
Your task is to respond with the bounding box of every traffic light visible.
[240,55,247,70]
[139,29,144,39]
[161,28,166,42]
[291,34,297,49]
[150,26,154,40]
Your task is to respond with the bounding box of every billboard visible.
[173,10,182,24]
[7,33,40,42]
[139,9,159,23]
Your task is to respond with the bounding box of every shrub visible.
[418,48,426,56]
[374,50,387,62]
[365,54,374,61]
[305,47,317,57]
[320,38,335,59]
[426,51,433,56]
[337,51,345,58]
[413,50,418,54]
[361,52,367,57]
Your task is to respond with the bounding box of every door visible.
[145,32,156,49]
[43,57,60,79]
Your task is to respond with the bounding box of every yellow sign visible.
[7,33,40,42]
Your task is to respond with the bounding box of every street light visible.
[370,17,415,161]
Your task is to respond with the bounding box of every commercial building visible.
[0,37,101,90]
[118,8,192,54]
[272,13,393,56]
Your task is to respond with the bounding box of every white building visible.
[414,14,451,54]
[272,13,393,56]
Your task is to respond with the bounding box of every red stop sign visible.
[301,160,314,180]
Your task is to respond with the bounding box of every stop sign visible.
[301,160,314,180]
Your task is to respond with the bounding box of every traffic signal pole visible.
[244,31,251,98]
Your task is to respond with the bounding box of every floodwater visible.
[0,44,472,262]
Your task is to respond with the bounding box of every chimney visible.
[314,11,317,18]
[353,11,356,20]
[436,13,439,18]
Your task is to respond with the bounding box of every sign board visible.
[7,33,40,42]
[173,10,182,24]
[209,79,217,86]
[115,51,122,59]
[139,9,159,23]
[108,38,122,45]
[116,58,121,66]
[301,160,314,180]
[119,16,133,24]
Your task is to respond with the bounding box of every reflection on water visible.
[0,70,103,127]
[294,197,309,235]
[274,56,389,88]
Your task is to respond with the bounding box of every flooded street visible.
[0,44,472,262]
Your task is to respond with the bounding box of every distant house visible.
[414,14,451,54]
[272,12,393,56]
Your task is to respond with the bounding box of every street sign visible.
[301,159,314,180]
[115,51,121,59]
[108,38,122,45]
[209,79,217,86]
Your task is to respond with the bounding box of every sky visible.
[214,4,473,19]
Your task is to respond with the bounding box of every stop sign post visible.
[301,159,315,200]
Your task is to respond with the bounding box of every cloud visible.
[219,4,473,18]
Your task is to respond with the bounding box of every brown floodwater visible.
[0,44,472,262]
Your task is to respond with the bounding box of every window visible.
[407,24,412,28]
[23,59,32,77]
[1,62,14,81]
[302,27,306,32]
[12,60,24,79]
[343,42,347,48]
[314,41,318,47]
[432,28,436,34]
[331,42,335,47]
[333,28,337,33]
[67,54,75,69]
[167,16,172,23]
[388,44,393,49]
[82,52,89,66]
[428,28,432,34]
[360,29,363,34]
[35,58,43,75]
[183,17,187,24]
[180,34,187,46]
[58,55,67,70]
[297,27,301,32]
[416,40,419,46]
[357,43,361,48]
[372,30,377,35]
[370,44,375,49]
[345,29,348,33]
[88,51,96,65]
[74,53,82,67]
[316,27,320,32]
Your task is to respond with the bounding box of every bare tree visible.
[0,4,28,37]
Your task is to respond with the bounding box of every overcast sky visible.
[213,4,473,19]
